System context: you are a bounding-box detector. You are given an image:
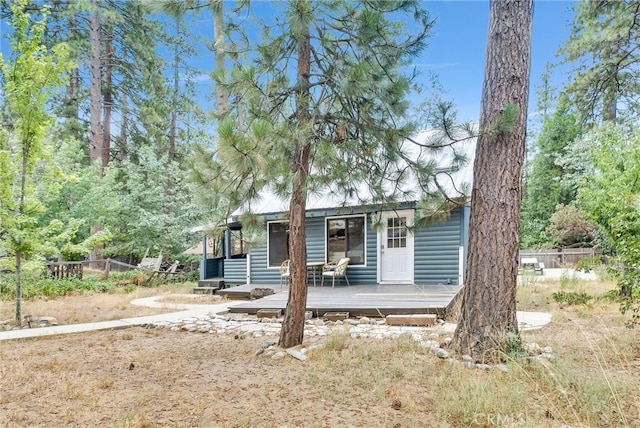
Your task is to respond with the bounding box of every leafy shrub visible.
[545,204,600,248]
[500,331,527,358]
[0,275,116,299]
[552,291,592,305]
[575,256,602,272]
[603,288,622,302]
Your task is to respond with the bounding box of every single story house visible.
[197,129,476,287]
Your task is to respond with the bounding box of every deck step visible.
[385,314,437,326]
[198,278,225,288]
[256,309,282,318]
[192,287,219,295]
[323,311,349,321]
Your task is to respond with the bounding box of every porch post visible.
[224,228,232,259]
[246,253,251,285]
[199,234,207,280]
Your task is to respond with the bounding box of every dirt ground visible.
[1,288,440,427]
[0,285,200,326]
[1,282,640,427]
[1,328,442,428]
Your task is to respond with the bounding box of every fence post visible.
[103,259,111,280]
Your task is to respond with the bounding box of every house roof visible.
[234,128,477,217]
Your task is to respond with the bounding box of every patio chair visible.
[144,260,179,285]
[279,259,290,289]
[321,257,351,288]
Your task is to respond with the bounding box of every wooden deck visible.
[220,284,462,317]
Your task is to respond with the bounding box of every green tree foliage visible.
[543,204,600,248]
[1,0,213,262]
[576,124,640,323]
[0,0,73,322]
[559,0,640,123]
[521,101,582,247]
[199,0,436,347]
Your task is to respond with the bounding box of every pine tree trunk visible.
[169,16,180,161]
[279,11,311,349]
[213,0,228,115]
[15,251,22,324]
[602,44,618,122]
[102,35,113,170]
[452,0,532,363]
[89,0,103,262]
[118,88,128,162]
[89,0,102,170]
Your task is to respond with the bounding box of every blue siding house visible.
[198,131,475,287]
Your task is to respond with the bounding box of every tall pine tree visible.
[205,0,434,347]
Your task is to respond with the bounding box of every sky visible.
[184,0,578,128]
[416,1,576,124]
[0,1,577,131]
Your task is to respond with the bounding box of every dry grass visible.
[1,277,639,427]
[156,293,223,305]
[0,283,194,325]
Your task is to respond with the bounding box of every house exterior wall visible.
[224,258,247,285]
[242,215,378,285]
[413,208,464,285]
[220,205,467,286]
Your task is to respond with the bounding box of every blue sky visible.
[418,1,575,124]
[184,1,577,128]
[0,1,576,132]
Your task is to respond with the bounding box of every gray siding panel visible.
[414,208,463,285]
[227,206,466,286]
[224,259,247,285]
[249,242,277,284]
[347,221,377,285]
[242,215,377,286]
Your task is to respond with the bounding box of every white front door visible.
[379,210,414,284]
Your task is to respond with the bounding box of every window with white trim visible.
[267,222,289,267]
[326,216,365,265]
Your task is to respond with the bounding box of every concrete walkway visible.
[0,295,551,341]
[0,297,243,341]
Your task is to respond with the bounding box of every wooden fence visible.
[519,248,595,268]
[44,258,198,281]
[45,261,84,279]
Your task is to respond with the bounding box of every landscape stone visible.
[250,288,275,299]
[37,316,59,327]
[435,349,449,359]
[152,312,553,368]
[421,340,440,350]
[271,351,286,360]
[525,342,541,354]
[286,349,307,361]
